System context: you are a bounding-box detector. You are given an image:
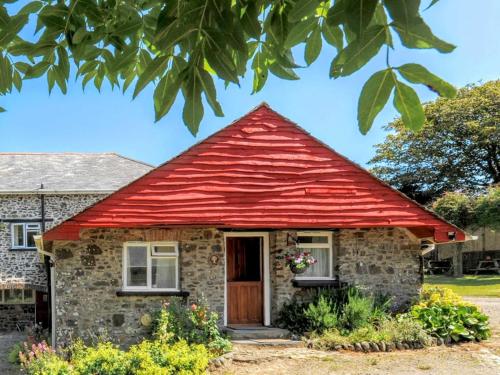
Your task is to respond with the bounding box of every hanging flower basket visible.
[284,251,317,274]
[290,264,308,274]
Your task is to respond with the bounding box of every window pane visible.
[23,289,34,303]
[13,224,24,247]
[5,289,23,304]
[298,235,329,244]
[152,258,176,289]
[26,228,40,248]
[152,245,176,255]
[302,248,330,277]
[126,246,148,287]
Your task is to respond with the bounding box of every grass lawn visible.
[424,275,500,297]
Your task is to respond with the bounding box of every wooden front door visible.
[226,237,263,325]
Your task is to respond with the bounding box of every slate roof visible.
[0,153,153,193]
[44,104,465,243]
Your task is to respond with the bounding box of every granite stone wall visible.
[0,193,105,331]
[0,193,105,290]
[52,227,422,346]
[52,228,224,347]
[0,304,35,331]
[337,228,422,309]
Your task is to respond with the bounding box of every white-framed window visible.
[11,223,41,249]
[122,241,179,291]
[0,289,35,304]
[295,231,333,279]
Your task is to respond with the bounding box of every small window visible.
[296,232,333,279]
[123,242,179,291]
[0,289,35,304]
[11,223,41,249]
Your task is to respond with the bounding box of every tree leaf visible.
[24,61,50,79]
[47,68,55,94]
[240,2,261,38]
[392,77,425,131]
[198,68,224,117]
[269,62,299,80]
[0,106,5,113]
[72,27,87,44]
[305,26,322,65]
[0,15,28,47]
[322,22,343,51]
[251,50,268,94]
[425,0,440,10]
[326,0,346,27]
[284,17,317,49]
[384,0,420,24]
[12,70,22,92]
[332,25,386,77]
[391,17,455,53]
[18,1,43,15]
[357,69,394,134]
[345,0,378,36]
[182,72,204,136]
[288,0,320,23]
[133,54,169,98]
[154,72,181,122]
[397,63,457,98]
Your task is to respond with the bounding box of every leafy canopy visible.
[369,81,500,204]
[0,0,456,134]
[432,187,500,230]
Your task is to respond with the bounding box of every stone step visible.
[223,326,291,340]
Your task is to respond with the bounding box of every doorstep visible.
[223,326,291,340]
[231,338,304,347]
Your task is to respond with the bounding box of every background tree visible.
[369,80,500,204]
[0,0,457,134]
[432,192,474,229]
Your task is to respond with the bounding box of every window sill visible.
[116,290,190,297]
[292,278,344,288]
[9,248,37,252]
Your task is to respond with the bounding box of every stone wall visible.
[52,227,422,346]
[52,228,224,347]
[0,193,105,290]
[0,304,35,331]
[0,193,105,331]
[337,228,422,309]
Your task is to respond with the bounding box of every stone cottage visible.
[39,105,467,347]
[0,153,152,330]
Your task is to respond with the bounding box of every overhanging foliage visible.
[0,0,456,134]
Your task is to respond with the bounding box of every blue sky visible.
[0,1,498,167]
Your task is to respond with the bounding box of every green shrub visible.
[340,288,379,331]
[8,342,23,364]
[72,341,130,375]
[151,297,231,355]
[127,340,209,375]
[304,295,338,333]
[410,286,491,342]
[311,316,431,349]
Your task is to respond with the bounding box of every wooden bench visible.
[470,259,500,275]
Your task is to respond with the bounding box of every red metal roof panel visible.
[44,104,465,243]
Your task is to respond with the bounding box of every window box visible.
[116,290,189,297]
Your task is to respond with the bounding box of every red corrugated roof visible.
[44,104,465,243]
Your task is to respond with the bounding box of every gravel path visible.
[215,298,500,375]
[0,331,23,375]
